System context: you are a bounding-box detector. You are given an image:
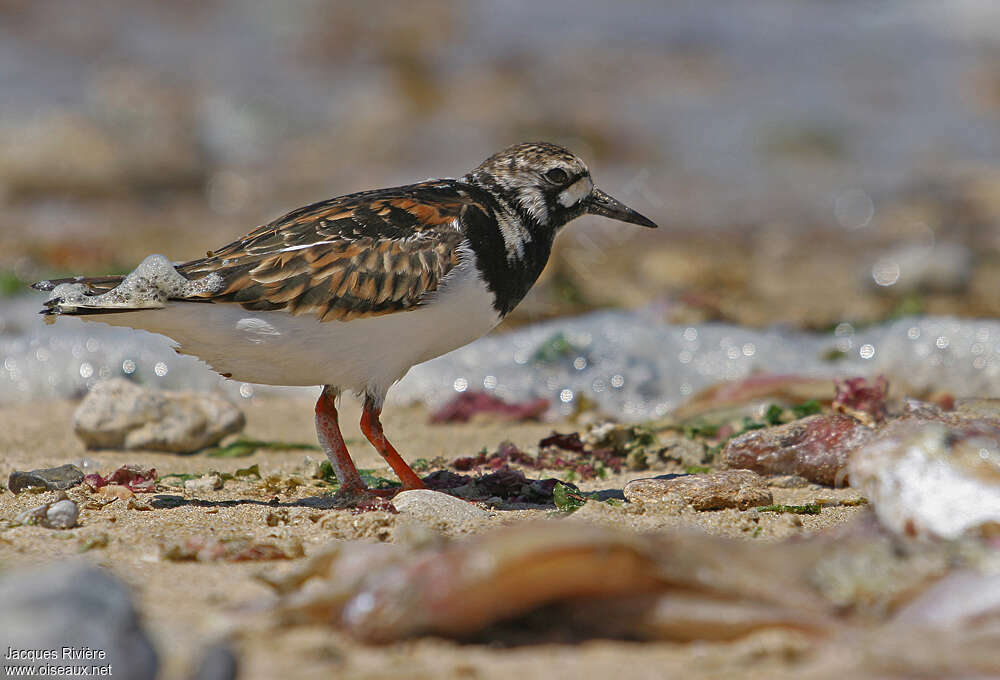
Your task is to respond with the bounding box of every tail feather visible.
[34,274,128,318]
[32,274,125,294]
[35,255,221,319]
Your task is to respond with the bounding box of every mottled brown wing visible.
[177,182,483,322]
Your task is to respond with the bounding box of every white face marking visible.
[496,210,529,260]
[518,187,548,225]
[558,177,593,207]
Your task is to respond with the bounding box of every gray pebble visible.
[15,499,79,529]
[45,499,79,529]
[767,474,811,488]
[185,474,223,493]
[8,464,84,494]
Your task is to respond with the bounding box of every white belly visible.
[80,259,502,397]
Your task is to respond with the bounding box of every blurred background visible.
[2,0,1000,403]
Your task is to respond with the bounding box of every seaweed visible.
[451,439,624,481]
[234,464,261,479]
[791,400,822,419]
[553,482,588,512]
[764,404,785,426]
[530,332,581,364]
[756,503,821,515]
[205,438,319,458]
[316,460,399,490]
[430,392,549,424]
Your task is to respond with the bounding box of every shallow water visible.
[4,293,999,420]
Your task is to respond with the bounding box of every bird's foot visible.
[328,484,398,513]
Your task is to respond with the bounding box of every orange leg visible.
[360,396,426,491]
[314,386,367,496]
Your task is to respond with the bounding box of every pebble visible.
[73,378,245,453]
[98,484,136,500]
[623,470,772,510]
[8,464,84,493]
[185,474,224,493]
[14,498,79,529]
[392,489,490,524]
[0,563,158,679]
[767,475,811,488]
[656,433,707,468]
[722,414,875,486]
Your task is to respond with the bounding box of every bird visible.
[34,141,657,505]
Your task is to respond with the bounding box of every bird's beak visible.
[584,188,658,228]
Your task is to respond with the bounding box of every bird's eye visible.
[545,168,570,184]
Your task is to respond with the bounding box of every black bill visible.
[585,188,658,228]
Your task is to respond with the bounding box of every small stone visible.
[623,470,772,510]
[185,474,224,493]
[721,414,875,486]
[8,464,84,493]
[45,500,79,528]
[127,497,153,511]
[767,475,810,488]
[73,378,245,454]
[15,499,79,529]
[657,433,708,468]
[99,484,135,500]
[392,489,489,524]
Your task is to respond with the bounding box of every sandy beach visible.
[0,393,872,680]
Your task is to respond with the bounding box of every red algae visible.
[833,375,888,425]
[429,391,549,424]
[83,464,157,492]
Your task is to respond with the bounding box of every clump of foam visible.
[47,255,223,312]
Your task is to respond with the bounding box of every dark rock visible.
[0,563,158,679]
[8,464,84,493]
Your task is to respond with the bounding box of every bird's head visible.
[465,141,657,232]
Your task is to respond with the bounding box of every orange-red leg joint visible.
[360,397,426,491]
[315,387,366,494]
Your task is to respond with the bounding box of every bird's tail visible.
[32,275,135,317]
[33,254,221,319]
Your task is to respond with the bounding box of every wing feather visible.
[176,182,487,321]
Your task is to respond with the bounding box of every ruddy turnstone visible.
[35,142,656,504]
